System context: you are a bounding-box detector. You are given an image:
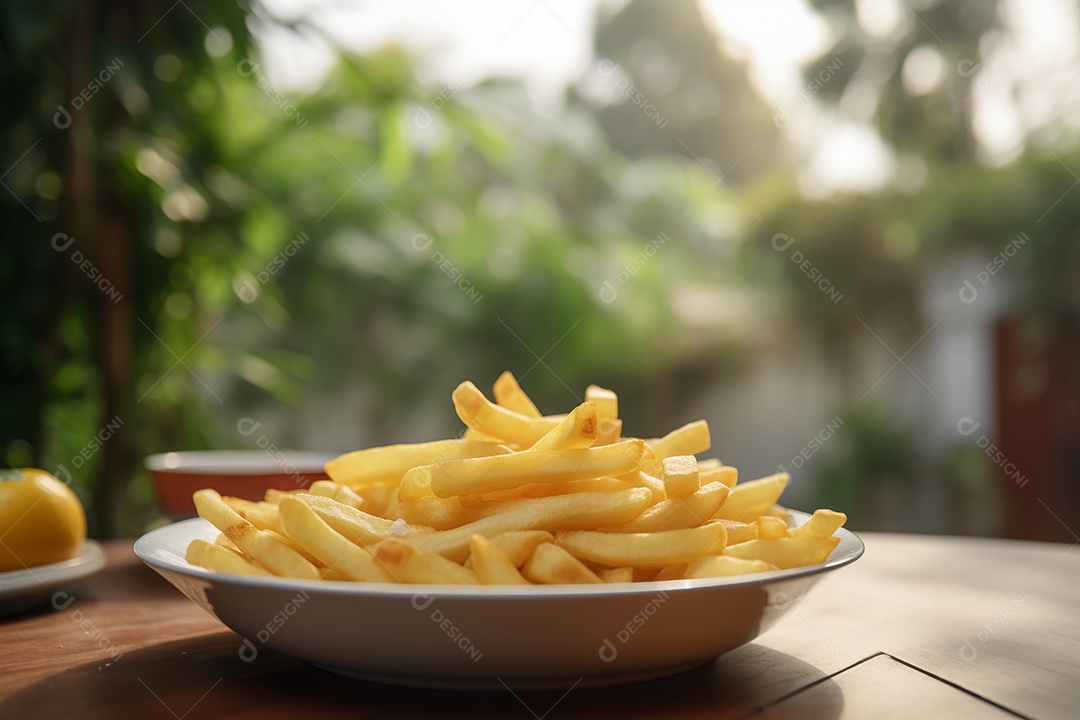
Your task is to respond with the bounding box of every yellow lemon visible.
[0,468,87,572]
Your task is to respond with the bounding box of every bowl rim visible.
[135,511,865,600]
[145,450,337,475]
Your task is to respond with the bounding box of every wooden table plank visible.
[753,534,1080,719]
[1,533,1077,718]
[758,654,1020,719]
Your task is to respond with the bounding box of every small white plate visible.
[135,514,863,689]
[0,541,107,615]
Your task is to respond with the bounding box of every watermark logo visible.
[51,591,124,663]
[957,417,1029,488]
[594,60,669,129]
[52,233,123,303]
[413,58,483,128]
[773,57,844,129]
[959,590,1029,662]
[410,233,483,304]
[54,58,124,129]
[779,415,843,473]
[411,593,483,661]
[236,417,312,487]
[959,232,1028,304]
[239,590,310,662]
[237,231,309,303]
[237,59,309,129]
[597,232,668,304]
[598,591,669,662]
[771,233,843,304]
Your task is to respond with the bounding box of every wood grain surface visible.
[0,532,1076,719]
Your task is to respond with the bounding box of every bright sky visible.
[253,0,1080,194]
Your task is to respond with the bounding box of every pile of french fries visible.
[186,372,847,585]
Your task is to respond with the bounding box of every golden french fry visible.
[654,563,688,581]
[325,438,510,487]
[278,497,393,582]
[647,420,711,460]
[493,371,542,418]
[522,543,603,584]
[529,401,598,451]
[193,489,320,580]
[617,468,665,501]
[603,482,729,533]
[186,538,275,577]
[755,516,789,539]
[469,534,530,585]
[598,566,634,583]
[585,385,620,446]
[223,497,283,534]
[374,538,478,585]
[214,533,238,550]
[402,439,645,500]
[350,481,398,517]
[461,476,634,506]
[386,496,498,530]
[662,455,699,498]
[299,493,426,545]
[793,509,847,539]
[698,458,722,471]
[716,519,757,545]
[713,473,789,522]
[307,480,365,510]
[452,381,561,447]
[725,536,839,569]
[404,488,652,563]
[485,530,554,567]
[554,524,727,569]
[701,464,737,488]
[685,555,779,578]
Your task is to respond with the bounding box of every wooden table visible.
[1,533,1076,719]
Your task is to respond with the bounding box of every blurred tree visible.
[579,0,779,184]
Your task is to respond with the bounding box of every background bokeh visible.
[2,0,1078,540]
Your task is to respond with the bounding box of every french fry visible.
[713,473,789,522]
[793,509,847,539]
[452,381,561,447]
[700,464,737,489]
[308,480,365,509]
[386,496,499,530]
[299,493,426,545]
[374,538,479,585]
[460,476,634,506]
[404,488,652,563]
[469,534,530,585]
[493,371,541,418]
[598,566,634,583]
[555,524,727,569]
[647,420,711,460]
[485,530,553,567]
[725,536,839,569]
[603,482,729,533]
[654,563,688,581]
[350,481,399,518]
[529,401,598,451]
[716,519,757,545]
[223,497,283,534]
[662,455,699,498]
[522,543,603,584]
[193,489,320,580]
[401,439,645,500]
[685,555,779,578]
[755,516,789,539]
[585,384,620,446]
[186,538,275,577]
[325,438,510,487]
[278,498,393,582]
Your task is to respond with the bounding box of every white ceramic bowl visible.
[134,513,863,689]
